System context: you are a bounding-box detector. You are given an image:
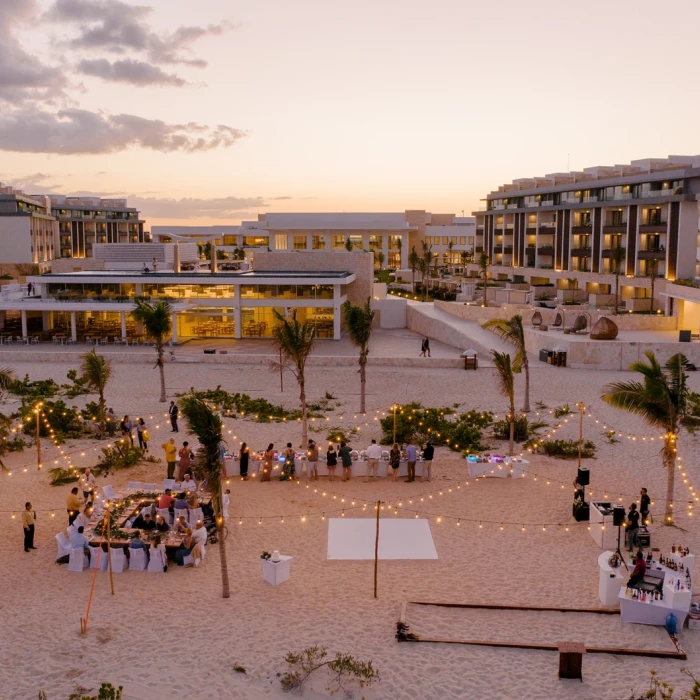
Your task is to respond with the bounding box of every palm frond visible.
[131,299,172,342]
[0,367,14,391]
[271,310,316,378]
[491,350,514,403]
[80,349,112,393]
[482,315,525,372]
[342,298,374,351]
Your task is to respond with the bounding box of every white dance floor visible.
[327,518,438,560]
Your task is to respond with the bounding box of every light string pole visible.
[35,401,42,470]
[106,500,115,596]
[374,499,381,599]
[576,401,585,472]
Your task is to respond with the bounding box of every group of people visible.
[161,438,194,481]
[625,488,652,551]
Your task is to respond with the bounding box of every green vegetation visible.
[524,437,596,459]
[492,416,547,443]
[19,399,83,444]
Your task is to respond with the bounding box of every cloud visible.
[128,195,271,219]
[0,108,247,154]
[77,58,186,86]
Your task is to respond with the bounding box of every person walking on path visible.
[421,441,434,482]
[339,441,352,482]
[365,439,382,482]
[405,440,417,483]
[169,401,179,432]
[306,439,319,481]
[420,337,431,357]
[389,443,401,482]
[239,442,250,480]
[23,502,36,552]
[177,441,192,481]
[162,438,177,480]
[640,487,651,525]
[326,444,338,481]
[261,443,274,482]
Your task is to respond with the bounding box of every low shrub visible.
[524,438,596,459]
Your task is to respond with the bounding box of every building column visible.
[171,312,178,344]
[234,285,241,339]
[333,286,342,339]
[307,234,312,251]
[21,310,27,338]
[0,311,5,330]
[70,312,77,342]
[120,312,127,340]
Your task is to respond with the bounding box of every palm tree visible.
[377,252,385,270]
[478,252,490,304]
[80,349,112,436]
[482,314,530,412]
[344,237,353,252]
[611,240,625,315]
[447,240,454,274]
[342,298,375,414]
[408,246,419,295]
[131,299,172,402]
[460,250,470,274]
[272,311,316,449]
[421,240,433,300]
[492,350,516,455]
[0,367,14,473]
[602,352,700,525]
[396,237,402,267]
[179,393,230,597]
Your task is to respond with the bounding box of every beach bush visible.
[492,416,547,442]
[324,426,358,444]
[524,438,596,459]
[628,668,700,699]
[18,399,84,443]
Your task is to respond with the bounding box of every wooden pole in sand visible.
[280,348,283,392]
[36,405,41,470]
[106,502,115,595]
[374,500,381,599]
[576,402,585,471]
[393,405,397,445]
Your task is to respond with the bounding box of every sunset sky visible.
[2,0,700,226]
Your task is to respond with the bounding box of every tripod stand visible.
[615,524,629,572]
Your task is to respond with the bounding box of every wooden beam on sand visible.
[409,601,621,615]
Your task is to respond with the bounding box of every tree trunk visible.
[300,376,307,453]
[157,343,166,402]
[98,390,106,438]
[214,480,230,598]
[359,352,367,414]
[508,402,515,456]
[522,358,531,413]
[614,274,619,315]
[663,439,675,525]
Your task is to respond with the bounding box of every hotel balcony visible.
[637,249,666,261]
[639,222,668,233]
[570,247,592,257]
[603,225,627,234]
[572,225,592,234]
[537,245,555,256]
[601,248,625,258]
[538,223,556,231]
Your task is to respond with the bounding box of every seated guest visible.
[158,489,175,510]
[132,512,157,530]
[174,515,188,533]
[186,491,200,508]
[628,550,647,588]
[70,526,91,561]
[130,530,146,549]
[155,514,170,532]
[181,473,198,491]
[174,492,190,511]
[193,520,208,548]
[151,534,168,572]
[174,528,195,566]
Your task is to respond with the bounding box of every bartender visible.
[640,487,651,525]
[627,551,647,588]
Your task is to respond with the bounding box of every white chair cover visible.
[142,483,156,491]
[188,507,203,528]
[55,532,72,560]
[147,547,166,573]
[128,547,148,571]
[102,484,115,500]
[156,507,173,526]
[127,481,143,490]
[181,481,197,491]
[68,547,88,572]
[89,545,108,570]
[108,547,127,574]
[174,508,188,526]
[162,478,176,491]
[66,524,77,538]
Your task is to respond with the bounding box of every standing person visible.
[405,440,417,483]
[261,444,274,482]
[626,503,640,551]
[239,442,249,480]
[169,401,179,432]
[424,337,431,357]
[23,502,36,552]
[152,257,159,272]
[280,443,296,481]
[389,443,401,482]
[339,441,352,482]
[105,407,116,436]
[421,441,434,482]
[27,282,33,296]
[177,441,192,481]
[326,443,338,482]
[162,438,177,480]
[66,487,84,525]
[640,487,651,525]
[223,489,231,519]
[136,418,148,450]
[307,439,319,481]
[78,467,95,502]
[420,338,427,357]
[120,415,134,446]
[365,439,382,482]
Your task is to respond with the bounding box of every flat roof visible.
[36,270,352,280]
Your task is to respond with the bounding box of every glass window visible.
[442,237,449,245]
[332,235,346,250]
[240,285,258,300]
[312,235,325,250]
[293,235,307,250]
[274,234,288,250]
[315,284,333,299]
[368,235,381,250]
[297,285,315,299]
[451,236,457,244]
[223,235,237,246]
[243,235,268,247]
[425,236,431,244]
[277,285,296,299]
[389,235,402,250]
[459,236,466,245]
[348,235,362,249]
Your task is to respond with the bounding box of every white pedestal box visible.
[261,555,293,586]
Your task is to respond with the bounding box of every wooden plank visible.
[409,601,620,615]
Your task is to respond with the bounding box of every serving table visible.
[466,455,529,479]
[588,502,621,550]
[261,555,293,586]
[224,456,425,478]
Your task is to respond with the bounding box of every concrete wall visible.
[0,218,32,263]
[253,250,373,305]
[50,259,106,273]
[372,297,406,328]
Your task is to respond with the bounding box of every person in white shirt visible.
[222,489,230,520]
[181,474,197,491]
[79,468,96,502]
[193,520,208,548]
[365,439,383,482]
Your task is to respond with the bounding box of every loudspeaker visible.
[679,330,691,343]
[613,507,626,527]
[577,467,590,486]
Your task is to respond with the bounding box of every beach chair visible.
[108,548,127,574]
[143,483,156,491]
[147,548,167,573]
[188,507,203,528]
[89,545,108,570]
[55,532,72,560]
[68,548,89,572]
[157,507,173,526]
[127,481,143,490]
[129,548,148,571]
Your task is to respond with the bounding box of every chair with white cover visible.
[67,524,77,538]
[156,507,173,526]
[147,547,167,573]
[108,547,127,574]
[68,547,89,572]
[174,508,188,526]
[55,532,72,560]
[162,478,176,491]
[89,545,108,570]
[143,483,156,491]
[102,484,115,500]
[127,481,143,490]
[188,507,203,528]
[129,547,148,571]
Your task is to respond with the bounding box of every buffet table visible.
[588,502,622,550]
[598,551,624,606]
[466,455,529,479]
[224,457,426,479]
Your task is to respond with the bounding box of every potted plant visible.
[573,497,589,522]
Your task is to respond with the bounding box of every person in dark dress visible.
[326,444,337,481]
[280,443,296,481]
[640,487,651,525]
[239,442,249,480]
[626,503,640,551]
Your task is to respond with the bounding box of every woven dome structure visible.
[590,316,619,340]
[572,315,587,333]
[553,312,563,327]
[531,311,543,326]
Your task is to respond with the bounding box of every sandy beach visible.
[3,350,700,700]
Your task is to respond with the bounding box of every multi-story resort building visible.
[470,156,700,307]
[152,211,475,269]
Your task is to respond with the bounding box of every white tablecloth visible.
[589,502,621,550]
[466,457,528,479]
